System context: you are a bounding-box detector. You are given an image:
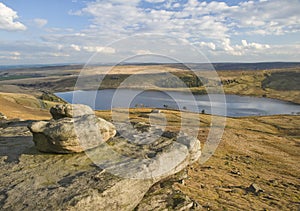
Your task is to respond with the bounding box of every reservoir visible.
[56,89,300,117]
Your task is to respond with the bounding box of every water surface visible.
[56,89,300,117]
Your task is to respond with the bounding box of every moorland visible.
[0,63,299,210]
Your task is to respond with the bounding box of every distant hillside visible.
[167,62,300,71]
[262,72,300,91]
[213,62,300,71]
[0,64,83,71]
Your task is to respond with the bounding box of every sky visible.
[0,0,300,65]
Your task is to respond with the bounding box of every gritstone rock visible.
[28,104,116,153]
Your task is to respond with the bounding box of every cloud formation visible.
[78,0,300,38]
[74,0,300,55]
[0,3,26,31]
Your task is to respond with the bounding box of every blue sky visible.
[0,0,299,65]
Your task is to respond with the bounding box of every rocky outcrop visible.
[28,104,116,153]
[104,122,201,179]
[0,106,201,210]
[50,104,94,120]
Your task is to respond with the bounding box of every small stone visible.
[268,179,279,186]
[247,183,264,195]
[230,169,241,176]
[0,112,7,120]
[151,109,161,113]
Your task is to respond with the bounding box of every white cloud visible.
[241,40,248,47]
[221,38,238,55]
[77,0,234,41]
[173,3,180,8]
[198,42,216,50]
[10,51,21,56]
[74,33,86,37]
[71,44,81,51]
[50,52,70,57]
[0,3,26,31]
[74,0,300,47]
[33,18,48,27]
[241,40,270,50]
[83,46,116,54]
[0,51,21,61]
[135,49,154,55]
[80,1,143,35]
[232,0,300,35]
[216,38,271,56]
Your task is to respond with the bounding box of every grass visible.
[0,92,55,120]
[95,108,300,210]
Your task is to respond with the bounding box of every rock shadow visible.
[0,135,40,163]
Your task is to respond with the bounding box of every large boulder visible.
[50,104,94,120]
[28,104,116,153]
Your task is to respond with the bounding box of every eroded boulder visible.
[28,104,116,153]
[50,104,94,120]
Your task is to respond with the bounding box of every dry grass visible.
[178,118,300,210]
[96,109,300,210]
[0,92,52,120]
